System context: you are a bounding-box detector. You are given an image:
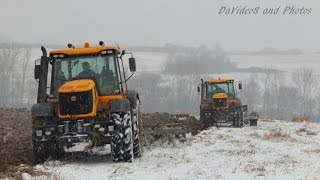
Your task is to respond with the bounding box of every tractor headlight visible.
[99,127,105,132]
[36,130,42,137]
[64,121,70,134]
[83,123,91,132]
[108,126,114,132]
[77,119,84,133]
[58,125,64,133]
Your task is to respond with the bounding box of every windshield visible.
[206,82,235,98]
[51,54,120,96]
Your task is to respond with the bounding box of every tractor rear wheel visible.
[111,111,133,162]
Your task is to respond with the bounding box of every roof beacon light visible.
[84,42,90,48]
[67,43,73,48]
[99,41,104,46]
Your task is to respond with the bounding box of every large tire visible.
[50,139,65,160]
[132,101,142,158]
[232,112,244,128]
[111,111,133,162]
[32,117,64,164]
[32,117,48,164]
[200,111,210,129]
[33,140,47,164]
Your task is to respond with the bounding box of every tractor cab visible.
[50,49,120,97]
[205,79,237,100]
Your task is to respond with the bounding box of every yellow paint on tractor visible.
[205,78,234,84]
[50,43,120,56]
[59,79,95,93]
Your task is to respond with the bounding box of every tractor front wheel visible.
[232,112,244,128]
[111,111,133,162]
[132,101,143,158]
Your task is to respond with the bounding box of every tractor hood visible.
[59,79,95,93]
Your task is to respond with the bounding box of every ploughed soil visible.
[0,108,202,178]
[143,113,202,136]
[0,108,34,178]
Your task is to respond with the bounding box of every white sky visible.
[0,0,319,51]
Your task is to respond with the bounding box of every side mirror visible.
[197,86,200,93]
[238,83,242,90]
[129,58,136,72]
[34,64,40,79]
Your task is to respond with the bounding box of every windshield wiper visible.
[73,60,79,66]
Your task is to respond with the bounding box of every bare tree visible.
[291,67,318,117]
[0,43,33,107]
[0,43,21,106]
[19,47,32,106]
[239,75,261,113]
[256,68,287,118]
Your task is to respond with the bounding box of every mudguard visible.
[200,102,211,111]
[242,105,248,112]
[31,103,54,117]
[110,99,130,112]
[127,90,140,109]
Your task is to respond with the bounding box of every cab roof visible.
[205,78,234,83]
[50,43,120,56]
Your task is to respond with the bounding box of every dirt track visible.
[0,108,201,177]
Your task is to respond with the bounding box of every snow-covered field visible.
[31,120,320,180]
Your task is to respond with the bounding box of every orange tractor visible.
[31,42,142,163]
[198,78,247,128]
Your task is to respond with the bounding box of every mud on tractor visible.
[31,42,142,163]
[198,78,247,128]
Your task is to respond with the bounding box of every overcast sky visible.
[0,0,319,51]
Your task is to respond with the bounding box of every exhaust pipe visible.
[200,78,204,101]
[37,46,49,103]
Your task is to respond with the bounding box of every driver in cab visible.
[78,62,97,78]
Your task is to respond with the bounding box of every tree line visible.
[0,43,36,107]
[1,43,319,122]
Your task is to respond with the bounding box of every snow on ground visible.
[32,120,320,180]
